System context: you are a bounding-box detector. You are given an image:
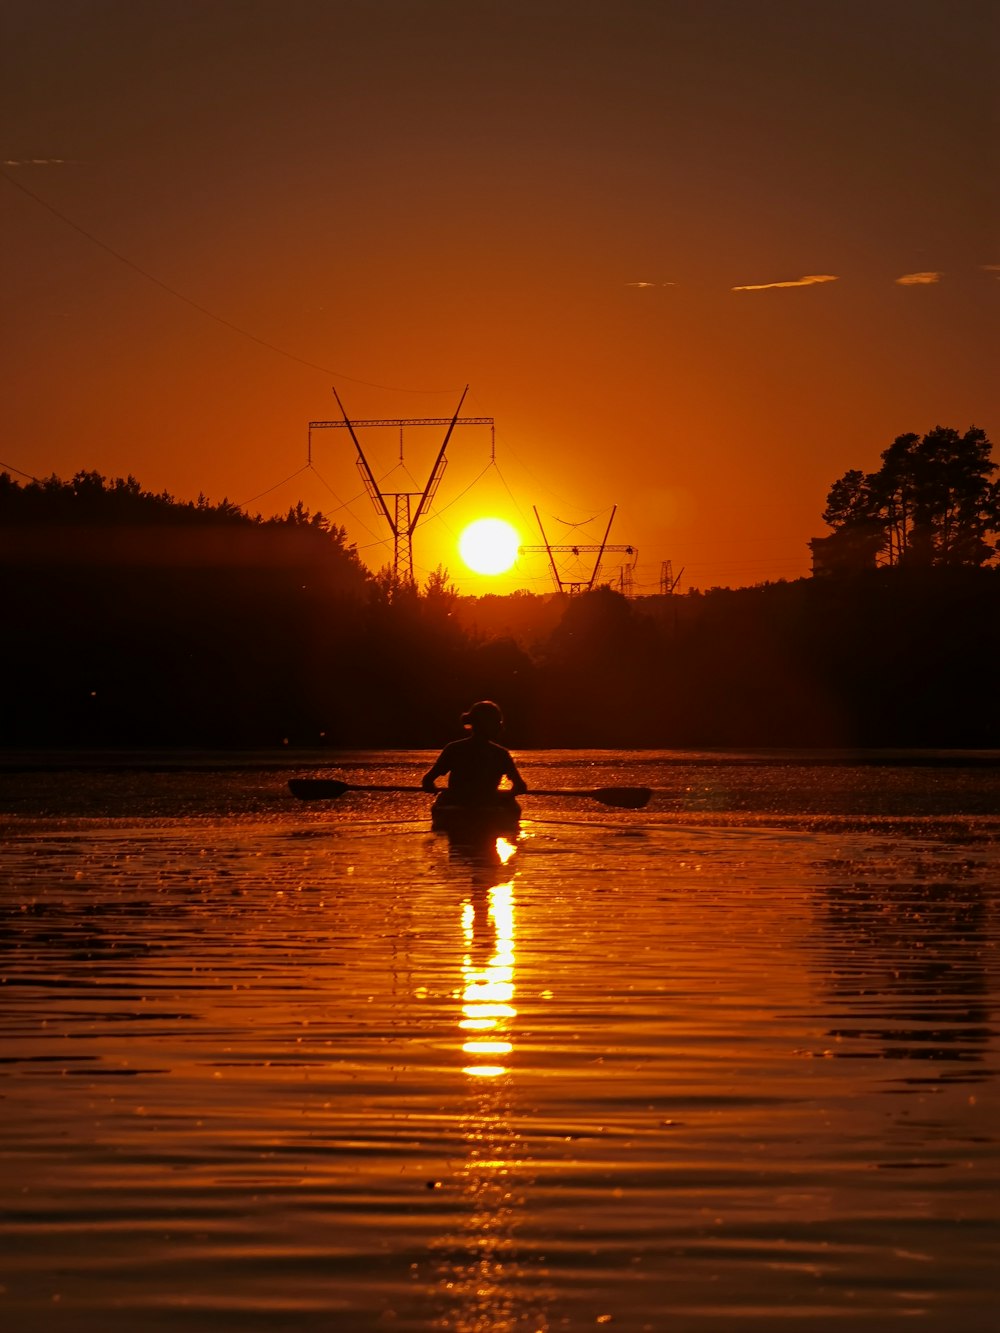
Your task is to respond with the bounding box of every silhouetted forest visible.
[3,469,998,749]
[814,426,1000,574]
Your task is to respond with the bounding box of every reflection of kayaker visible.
[422,701,527,824]
[431,791,522,837]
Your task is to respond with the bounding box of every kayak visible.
[287,778,523,833]
[430,793,521,837]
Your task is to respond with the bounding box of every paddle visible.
[287,778,652,810]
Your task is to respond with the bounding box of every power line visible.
[236,464,312,510]
[0,166,457,395]
[306,464,384,543]
[0,461,41,482]
[493,438,609,518]
[417,460,495,528]
[490,458,536,535]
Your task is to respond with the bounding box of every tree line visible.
[814,426,999,574]
[2,451,998,750]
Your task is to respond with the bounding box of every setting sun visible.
[458,518,521,575]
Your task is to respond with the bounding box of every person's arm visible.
[421,748,450,793]
[504,750,528,796]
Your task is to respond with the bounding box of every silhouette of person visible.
[422,701,528,805]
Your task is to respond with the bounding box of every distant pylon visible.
[660,560,683,594]
[520,505,637,593]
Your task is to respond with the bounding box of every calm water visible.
[2,750,999,1332]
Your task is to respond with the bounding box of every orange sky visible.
[3,0,997,592]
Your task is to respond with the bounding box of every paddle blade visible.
[288,778,351,801]
[591,785,652,809]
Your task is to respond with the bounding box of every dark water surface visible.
[1,751,998,1331]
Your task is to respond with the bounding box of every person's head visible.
[461,699,503,738]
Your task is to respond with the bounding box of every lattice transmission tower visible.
[660,560,684,594]
[308,386,494,583]
[519,505,637,594]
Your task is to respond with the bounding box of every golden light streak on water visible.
[459,882,517,1077]
[443,870,534,1331]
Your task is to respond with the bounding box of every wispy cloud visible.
[895,271,941,285]
[731,274,839,292]
[626,280,677,288]
[2,158,69,166]
[982,264,1000,276]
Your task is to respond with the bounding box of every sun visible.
[459,518,521,575]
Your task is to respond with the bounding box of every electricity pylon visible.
[519,505,637,594]
[660,560,683,593]
[308,386,493,583]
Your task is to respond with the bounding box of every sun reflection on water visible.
[432,834,549,1332]
[460,866,517,1076]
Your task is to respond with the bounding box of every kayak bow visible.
[429,792,521,836]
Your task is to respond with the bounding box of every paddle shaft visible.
[288,778,651,809]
